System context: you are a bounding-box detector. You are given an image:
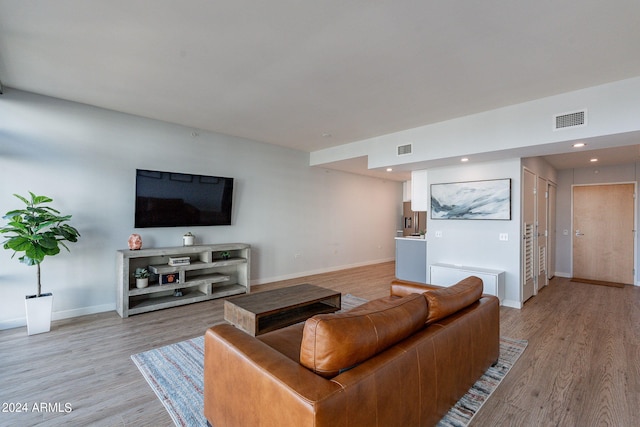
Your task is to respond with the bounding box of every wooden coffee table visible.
[223,283,341,336]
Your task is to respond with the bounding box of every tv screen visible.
[135,169,234,228]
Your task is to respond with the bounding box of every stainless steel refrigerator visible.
[402,202,426,236]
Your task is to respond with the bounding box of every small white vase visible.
[183,233,195,246]
[136,278,149,289]
[25,293,53,335]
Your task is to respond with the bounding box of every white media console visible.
[429,263,505,304]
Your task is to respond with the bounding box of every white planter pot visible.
[136,278,149,289]
[25,293,53,335]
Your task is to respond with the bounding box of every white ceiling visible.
[1,1,640,174]
[543,144,640,170]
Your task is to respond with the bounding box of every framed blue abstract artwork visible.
[431,178,511,220]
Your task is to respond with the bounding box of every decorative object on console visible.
[128,233,142,250]
[0,192,81,335]
[431,178,511,220]
[169,256,191,266]
[183,232,195,246]
[160,272,179,285]
[220,251,230,260]
[134,268,150,289]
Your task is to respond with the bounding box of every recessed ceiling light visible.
[461,158,469,162]
[573,142,586,148]
[590,158,598,162]
[386,168,393,172]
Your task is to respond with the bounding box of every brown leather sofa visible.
[204,276,500,427]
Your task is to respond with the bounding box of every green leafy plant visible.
[1,192,80,297]
[134,268,150,279]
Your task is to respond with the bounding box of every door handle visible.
[575,230,584,236]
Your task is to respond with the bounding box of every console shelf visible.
[117,243,250,317]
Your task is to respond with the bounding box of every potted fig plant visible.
[1,192,80,335]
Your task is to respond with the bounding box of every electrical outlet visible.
[499,233,508,241]
[435,231,443,238]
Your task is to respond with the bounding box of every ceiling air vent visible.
[397,143,412,156]
[553,109,587,130]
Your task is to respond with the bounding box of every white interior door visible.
[536,177,548,291]
[522,169,536,302]
[548,183,557,279]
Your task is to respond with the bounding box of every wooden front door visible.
[572,183,635,284]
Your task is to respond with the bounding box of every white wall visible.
[554,162,640,281]
[418,159,522,307]
[0,90,402,329]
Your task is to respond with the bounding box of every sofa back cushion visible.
[300,293,428,378]
[424,276,483,324]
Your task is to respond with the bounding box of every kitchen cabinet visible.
[395,237,427,283]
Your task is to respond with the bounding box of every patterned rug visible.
[437,336,527,426]
[132,294,527,427]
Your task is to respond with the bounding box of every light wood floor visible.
[0,262,638,426]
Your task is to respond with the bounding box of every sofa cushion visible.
[300,293,428,378]
[390,279,440,297]
[424,276,483,324]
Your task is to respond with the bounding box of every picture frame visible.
[431,178,511,220]
[160,272,180,285]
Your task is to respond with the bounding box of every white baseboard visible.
[553,271,639,286]
[0,303,116,331]
[251,257,395,286]
[502,299,523,309]
[52,303,116,321]
[0,317,27,331]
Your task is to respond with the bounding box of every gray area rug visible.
[132,294,526,426]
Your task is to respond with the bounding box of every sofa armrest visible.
[204,324,345,427]
[390,279,440,297]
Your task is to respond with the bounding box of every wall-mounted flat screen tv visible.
[135,169,234,228]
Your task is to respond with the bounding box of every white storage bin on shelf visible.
[116,243,250,317]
